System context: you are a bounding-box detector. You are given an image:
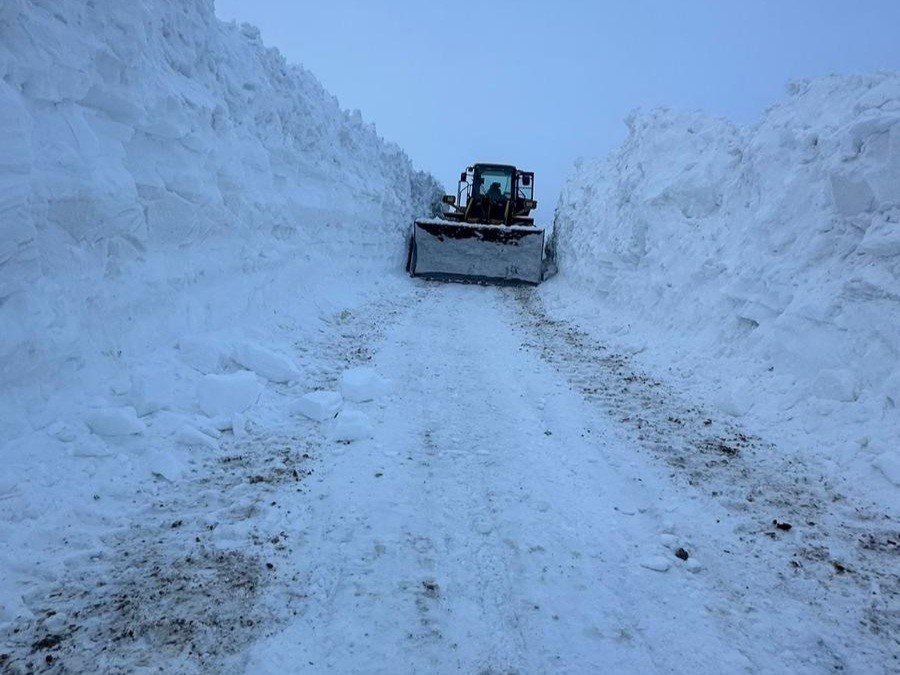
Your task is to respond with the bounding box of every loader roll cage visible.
[444,163,537,226]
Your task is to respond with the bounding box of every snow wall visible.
[554,73,900,489]
[0,0,442,389]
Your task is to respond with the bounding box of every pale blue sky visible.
[215,0,900,212]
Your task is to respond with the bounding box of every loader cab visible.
[449,163,537,226]
[475,166,514,201]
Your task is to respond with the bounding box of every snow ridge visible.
[554,73,900,496]
[0,0,441,387]
[0,0,440,627]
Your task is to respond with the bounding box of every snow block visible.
[233,341,301,383]
[145,449,187,482]
[340,367,386,403]
[129,368,175,416]
[176,424,220,450]
[85,406,145,437]
[331,410,373,442]
[811,368,858,402]
[659,533,678,549]
[873,451,900,487]
[858,217,900,257]
[829,172,876,216]
[684,558,703,573]
[197,371,260,418]
[294,390,342,422]
[233,413,248,440]
[210,416,234,432]
[639,556,671,572]
[177,335,231,374]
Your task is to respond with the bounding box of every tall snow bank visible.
[0,0,441,388]
[0,1,441,621]
[555,73,900,492]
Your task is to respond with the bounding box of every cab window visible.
[476,169,512,198]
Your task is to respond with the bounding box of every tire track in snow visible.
[511,286,899,670]
[246,282,814,674]
[261,289,531,673]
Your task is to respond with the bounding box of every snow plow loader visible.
[407,163,552,285]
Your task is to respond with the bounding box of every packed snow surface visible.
[0,0,898,672]
[554,73,900,504]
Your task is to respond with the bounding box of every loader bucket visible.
[408,218,545,285]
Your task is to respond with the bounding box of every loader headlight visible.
[524,199,537,209]
[442,195,457,205]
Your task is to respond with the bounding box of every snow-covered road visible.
[247,284,762,673]
[3,281,897,674]
[3,3,898,673]
[250,283,897,674]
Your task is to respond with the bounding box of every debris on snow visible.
[421,578,440,598]
[294,390,343,422]
[197,372,260,418]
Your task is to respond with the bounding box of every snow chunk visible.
[85,406,144,437]
[294,390,342,422]
[233,413,248,440]
[146,449,187,482]
[210,416,235,432]
[177,335,230,374]
[685,558,703,573]
[340,367,387,402]
[858,217,900,257]
[873,451,900,486]
[176,425,220,450]
[128,368,175,416]
[197,371,260,418]
[639,556,671,572]
[811,369,858,402]
[829,172,876,216]
[659,533,678,549]
[233,342,301,383]
[331,410,373,442]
